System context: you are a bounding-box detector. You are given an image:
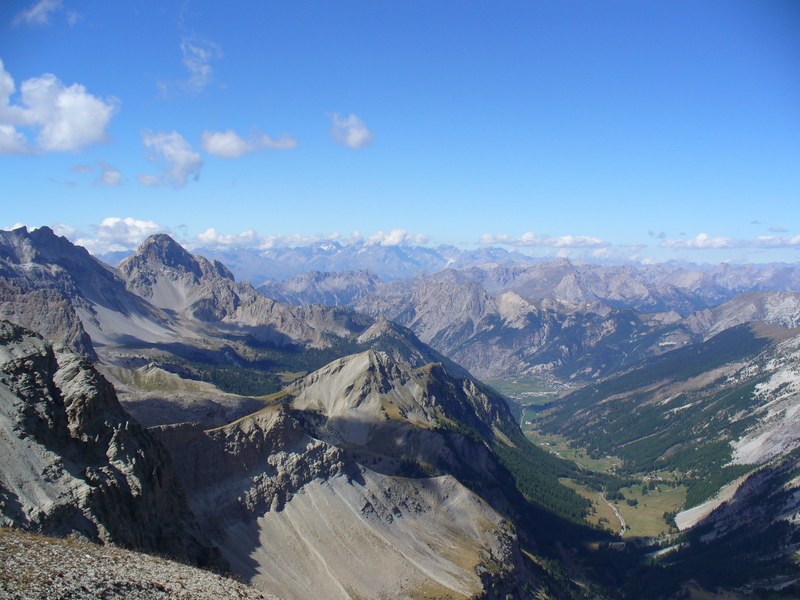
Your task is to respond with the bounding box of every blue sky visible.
[1,0,798,263]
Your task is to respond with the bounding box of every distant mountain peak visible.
[130,234,202,272]
[120,234,234,284]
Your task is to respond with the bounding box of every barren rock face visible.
[0,320,219,567]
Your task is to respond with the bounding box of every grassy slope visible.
[536,325,770,506]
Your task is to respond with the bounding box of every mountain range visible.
[0,227,596,598]
[2,225,800,598]
[257,262,800,383]
[102,240,800,297]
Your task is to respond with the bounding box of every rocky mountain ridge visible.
[0,320,219,567]
[184,242,800,298]
[0,227,378,361]
[352,270,687,380]
[149,347,543,598]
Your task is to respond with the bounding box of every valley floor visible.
[512,382,690,540]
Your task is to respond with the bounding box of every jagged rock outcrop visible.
[0,320,219,567]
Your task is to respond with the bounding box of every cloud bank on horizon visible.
[4,216,798,269]
[1,1,798,264]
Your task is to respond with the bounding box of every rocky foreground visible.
[0,527,278,600]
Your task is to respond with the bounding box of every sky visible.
[1,0,799,264]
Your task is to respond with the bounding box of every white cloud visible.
[659,233,800,250]
[139,130,203,188]
[181,37,221,92]
[659,233,739,249]
[69,161,122,186]
[13,0,62,26]
[200,129,298,158]
[330,113,374,149]
[0,124,28,154]
[74,217,164,254]
[550,234,606,248]
[0,59,117,154]
[261,233,344,248]
[260,133,299,150]
[755,235,800,248]
[768,225,788,233]
[157,35,222,98]
[194,228,367,250]
[137,174,160,186]
[366,229,429,246]
[51,222,76,238]
[201,130,247,158]
[23,75,116,151]
[196,227,263,248]
[480,232,608,248]
[98,161,121,186]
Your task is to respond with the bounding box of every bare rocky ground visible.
[0,527,279,600]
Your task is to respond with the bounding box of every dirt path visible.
[600,492,626,535]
